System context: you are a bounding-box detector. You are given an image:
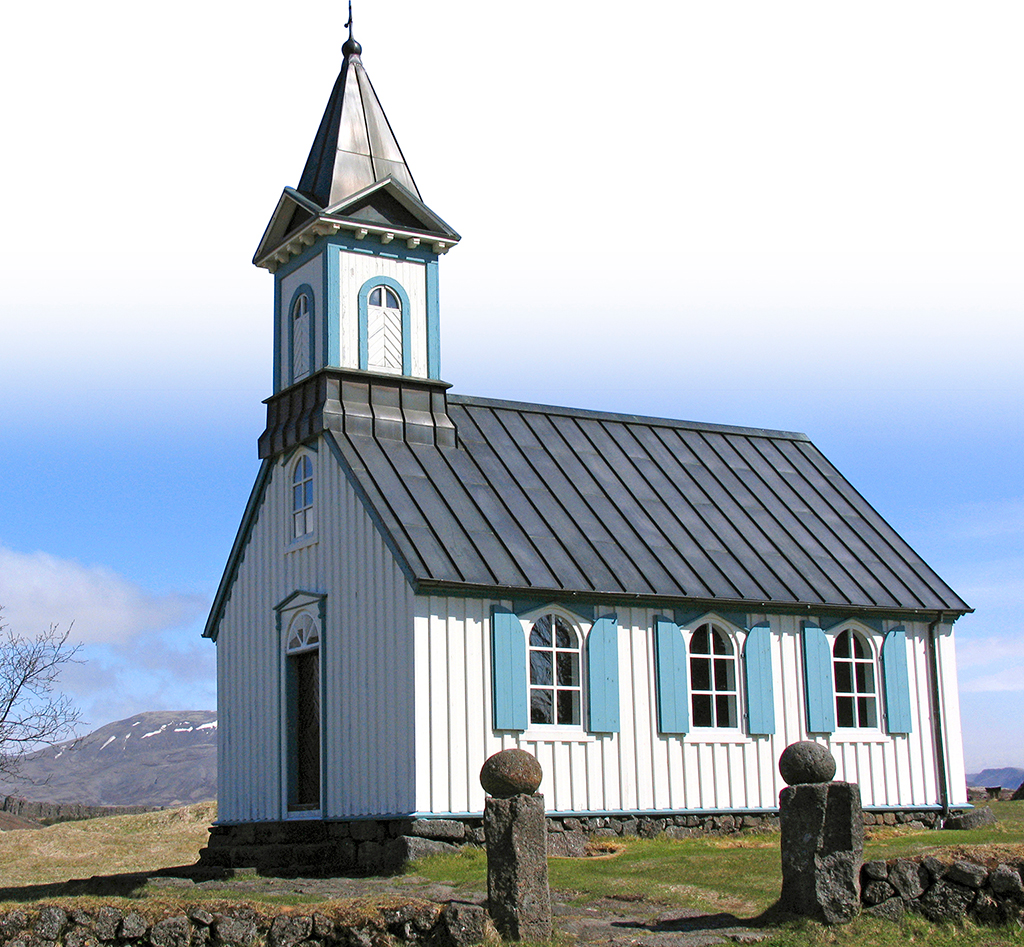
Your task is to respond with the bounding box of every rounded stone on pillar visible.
[779,741,837,785]
[480,748,543,797]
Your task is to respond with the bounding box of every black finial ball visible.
[342,37,362,56]
[778,741,837,785]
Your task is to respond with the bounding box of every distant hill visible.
[0,711,217,808]
[966,767,1024,790]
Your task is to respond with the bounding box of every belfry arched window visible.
[528,613,582,726]
[292,455,314,539]
[689,622,738,728]
[291,291,312,383]
[833,628,877,728]
[366,285,403,374]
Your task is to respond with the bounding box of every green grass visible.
[410,801,1024,946]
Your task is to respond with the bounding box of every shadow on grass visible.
[609,900,794,936]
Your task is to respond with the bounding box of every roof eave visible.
[410,579,972,622]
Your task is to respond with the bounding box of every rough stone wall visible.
[861,856,1024,924]
[201,809,943,873]
[0,796,157,824]
[0,902,488,947]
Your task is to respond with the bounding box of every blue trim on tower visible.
[326,248,340,366]
[426,259,440,379]
[274,231,440,282]
[357,276,413,375]
[273,278,283,393]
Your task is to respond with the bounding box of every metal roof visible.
[327,395,969,616]
[297,37,420,209]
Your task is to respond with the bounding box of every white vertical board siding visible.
[215,439,416,822]
[337,251,428,377]
[935,624,968,805]
[414,603,953,815]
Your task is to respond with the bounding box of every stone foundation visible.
[200,808,944,875]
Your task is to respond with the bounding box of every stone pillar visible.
[778,741,863,924]
[480,749,552,942]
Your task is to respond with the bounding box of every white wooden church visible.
[203,25,970,842]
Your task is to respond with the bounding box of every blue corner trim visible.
[743,622,775,735]
[491,606,528,731]
[801,621,836,733]
[882,627,913,734]
[357,276,412,375]
[654,617,690,734]
[273,278,283,393]
[287,283,316,386]
[203,459,274,641]
[586,615,620,733]
[426,259,440,379]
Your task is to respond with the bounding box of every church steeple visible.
[297,14,420,208]
[252,16,460,444]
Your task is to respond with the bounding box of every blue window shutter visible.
[744,622,775,735]
[654,617,689,734]
[882,627,913,734]
[586,615,620,733]
[491,607,527,731]
[802,622,836,733]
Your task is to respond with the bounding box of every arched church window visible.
[689,622,738,728]
[528,613,582,726]
[285,610,320,810]
[292,455,314,539]
[366,284,403,374]
[291,292,312,383]
[833,629,877,728]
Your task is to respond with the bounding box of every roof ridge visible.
[446,393,811,441]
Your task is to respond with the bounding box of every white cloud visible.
[959,667,1024,694]
[0,546,206,645]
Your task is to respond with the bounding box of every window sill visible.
[286,807,323,820]
[519,728,598,744]
[828,730,890,744]
[287,534,318,553]
[683,729,749,745]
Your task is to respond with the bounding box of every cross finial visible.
[342,1,361,56]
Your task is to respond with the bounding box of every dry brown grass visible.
[0,802,216,888]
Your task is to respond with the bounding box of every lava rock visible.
[889,859,928,900]
[990,864,1024,898]
[479,749,543,797]
[778,741,837,785]
[943,807,997,830]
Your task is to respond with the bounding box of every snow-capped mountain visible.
[0,711,217,807]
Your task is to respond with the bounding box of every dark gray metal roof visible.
[298,40,420,209]
[328,394,969,616]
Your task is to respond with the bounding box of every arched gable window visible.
[366,285,403,374]
[291,455,314,539]
[289,288,314,384]
[285,610,320,811]
[689,622,738,728]
[528,612,582,726]
[833,628,877,728]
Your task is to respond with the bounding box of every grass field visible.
[0,800,1023,946]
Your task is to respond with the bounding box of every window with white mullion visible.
[528,614,582,726]
[291,292,311,382]
[689,622,738,728]
[833,629,877,728]
[291,455,314,539]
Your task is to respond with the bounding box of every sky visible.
[1,1,1021,774]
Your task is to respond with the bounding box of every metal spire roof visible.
[297,16,421,209]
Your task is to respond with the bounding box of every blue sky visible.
[1,1,1021,773]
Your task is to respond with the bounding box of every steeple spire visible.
[297,10,420,208]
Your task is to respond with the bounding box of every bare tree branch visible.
[0,608,81,777]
